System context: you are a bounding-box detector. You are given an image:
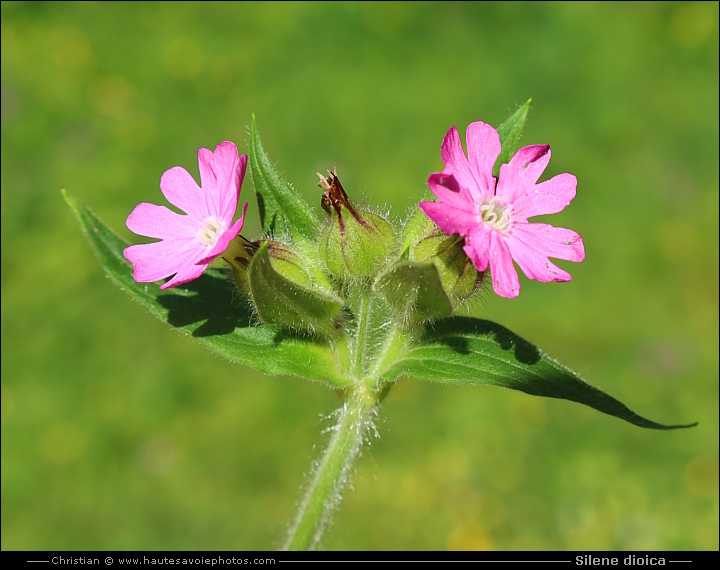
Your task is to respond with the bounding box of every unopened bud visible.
[245,241,343,335]
[409,227,484,308]
[317,169,395,282]
[225,236,314,292]
[266,241,313,288]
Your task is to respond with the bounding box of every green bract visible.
[494,99,531,177]
[248,115,318,243]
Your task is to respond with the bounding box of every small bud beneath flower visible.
[375,259,452,325]
[317,169,395,282]
[400,203,484,310]
[409,227,484,308]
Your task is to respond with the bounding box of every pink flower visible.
[420,122,585,299]
[124,141,248,290]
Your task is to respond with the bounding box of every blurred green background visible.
[2,1,718,551]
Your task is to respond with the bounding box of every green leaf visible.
[376,260,452,323]
[249,241,343,335]
[62,190,351,388]
[494,98,531,177]
[380,317,696,430]
[249,115,318,241]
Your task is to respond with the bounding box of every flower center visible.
[480,197,513,232]
[197,217,226,246]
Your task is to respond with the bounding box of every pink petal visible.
[218,152,246,224]
[489,232,521,298]
[197,147,216,191]
[465,121,500,198]
[511,173,577,221]
[506,232,572,283]
[197,147,218,218]
[210,142,238,191]
[126,203,199,240]
[463,223,492,272]
[419,199,479,238]
[161,259,209,290]
[197,142,244,222]
[512,222,585,263]
[123,238,203,284]
[496,144,551,206]
[160,166,206,220]
[197,202,248,265]
[211,143,240,221]
[440,126,483,201]
[427,172,474,210]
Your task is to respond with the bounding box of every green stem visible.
[352,289,372,381]
[284,289,378,551]
[283,383,379,550]
[367,325,405,388]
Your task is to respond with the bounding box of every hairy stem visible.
[352,289,372,381]
[283,383,379,550]
[284,290,379,550]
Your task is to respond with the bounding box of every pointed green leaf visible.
[249,115,318,240]
[494,98,531,176]
[376,260,452,323]
[380,316,696,430]
[62,190,351,388]
[249,241,343,335]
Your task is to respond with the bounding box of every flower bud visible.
[225,236,314,291]
[265,241,313,288]
[317,169,395,282]
[248,241,343,335]
[409,226,484,308]
[223,236,341,334]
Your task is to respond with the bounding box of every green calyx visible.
[222,234,259,297]
[317,170,396,283]
[375,260,453,325]
[265,241,313,289]
[231,239,343,335]
[410,227,484,308]
[390,204,484,319]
